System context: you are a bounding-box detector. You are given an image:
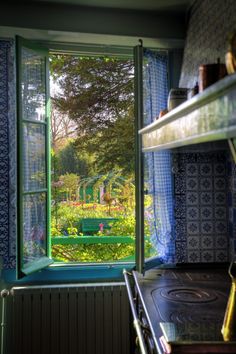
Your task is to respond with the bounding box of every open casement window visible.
[16,36,53,279]
[134,43,174,274]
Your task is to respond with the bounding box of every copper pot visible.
[199,60,227,92]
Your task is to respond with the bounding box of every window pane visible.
[23,193,47,266]
[144,151,158,259]
[22,48,46,121]
[50,54,135,264]
[23,123,46,191]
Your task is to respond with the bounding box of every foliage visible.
[51,201,136,262]
[48,53,155,262]
[52,140,89,177]
[50,55,134,132]
[51,243,134,263]
[53,173,80,201]
[50,54,135,174]
[75,110,135,174]
[50,102,76,151]
[51,201,125,235]
[51,199,155,262]
[108,215,135,236]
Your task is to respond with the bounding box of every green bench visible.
[81,218,118,234]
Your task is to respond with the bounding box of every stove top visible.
[153,285,226,326]
[133,266,236,353]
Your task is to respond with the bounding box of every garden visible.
[51,173,154,263]
[50,54,155,263]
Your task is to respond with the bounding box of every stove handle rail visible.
[1,289,10,354]
[123,269,149,354]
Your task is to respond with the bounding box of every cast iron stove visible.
[132,266,236,353]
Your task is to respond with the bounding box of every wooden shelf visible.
[139,73,236,152]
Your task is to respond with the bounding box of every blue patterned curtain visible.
[143,49,175,263]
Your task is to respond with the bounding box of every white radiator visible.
[6,283,131,354]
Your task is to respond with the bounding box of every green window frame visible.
[15,37,165,280]
[16,36,53,279]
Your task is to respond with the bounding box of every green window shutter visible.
[16,36,53,278]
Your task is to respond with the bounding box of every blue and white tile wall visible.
[180,0,236,89]
[228,153,236,260]
[0,39,16,270]
[174,147,229,263]
[175,0,236,262]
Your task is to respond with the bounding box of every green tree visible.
[76,108,134,174]
[58,173,80,201]
[50,54,134,175]
[56,140,88,176]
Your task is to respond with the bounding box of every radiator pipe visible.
[1,289,9,354]
[123,270,148,354]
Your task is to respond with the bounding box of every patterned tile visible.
[233,223,236,238]
[187,221,200,235]
[200,163,212,176]
[200,192,212,205]
[0,40,16,269]
[187,236,200,250]
[186,163,198,176]
[187,250,200,263]
[186,192,199,205]
[174,176,185,194]
[233,178,236,192]
[200,178,213,191]
[200,206,213,220]
[186,178,198,191]
[175,219,187,240]
[175,241,187,263]
[179,10,235,279]
[215,250,228,262]
[215,235,228,249]
[201,221,213,235]
[214,206,227,220]
[232,192,236,207]
[214,192,226,205]
[215,221,227,234]
[186,206,199,220]
[214,163,226,176]
[175,196,186,218]
[174,149,229,264]
[201,236,214,249]
[201,250,214,263]
[229,207,233,224]
[214,178,226,190]
[179,0,236,89]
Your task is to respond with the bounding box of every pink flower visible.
[99,223,104,231]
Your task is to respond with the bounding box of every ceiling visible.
[1,0,191,48]
[26,0,192,13]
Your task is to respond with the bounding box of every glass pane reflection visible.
[144,151,159,259]
[23,123,46,191]
[23,193,47,266]
[22,48,46,121]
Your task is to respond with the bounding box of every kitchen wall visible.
[175,0,236,263]
[0,40,16,270]
[174,144,230,263]
[179,0,236,89]
[3,0,236,269]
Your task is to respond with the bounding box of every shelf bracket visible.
[228,138,236,164]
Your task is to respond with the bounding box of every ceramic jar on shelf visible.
[198,58,227,92]
[167,87,188,111]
